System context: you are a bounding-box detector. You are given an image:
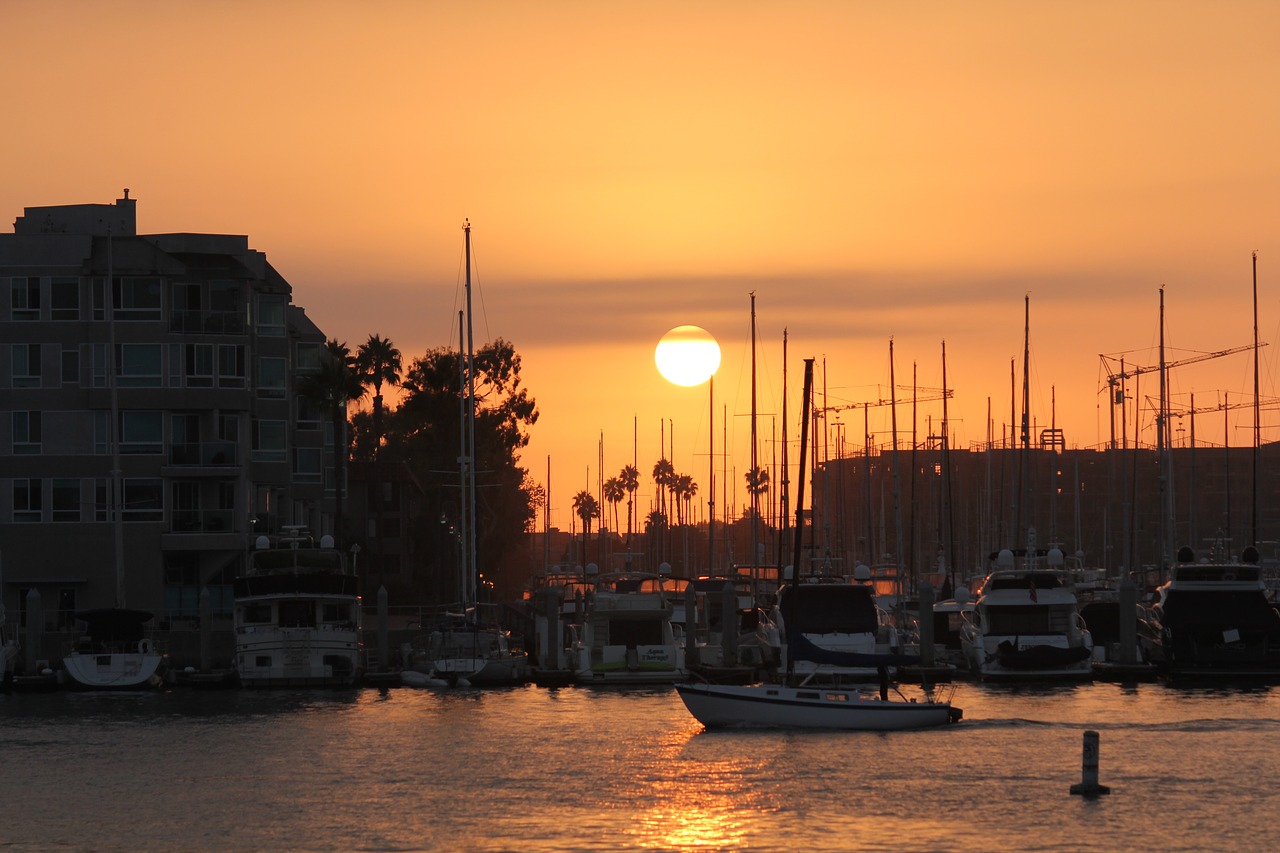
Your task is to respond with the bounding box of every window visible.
[121,411,162,454]
[123,478,163,521]
[295,447,322,482]
[51,277,80,321]
[296,342,322,373]
[256,296,285,337]
[12,343,40,388]
[257,357,286,398]
[13,411,41,454]
[297,396,321,430]
[62,347,79,385]
[253,420,286,462]
[52,479,80,522]
[115,276,162,318]
[185,344,214,387]
[92,343,108,388]
[94,411,110,455]
[218,345,246,388]
[94,478,109,521]
[13,479,42,522]
[118,343,162,387]
[11,276,40,319]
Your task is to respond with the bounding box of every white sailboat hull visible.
[675,682,961,730]
[62,650,165,690]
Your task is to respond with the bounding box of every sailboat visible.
[410,221,528,686]
[676,359,962,730]
[61,234,168,690]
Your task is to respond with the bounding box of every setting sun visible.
[655,325,721,387]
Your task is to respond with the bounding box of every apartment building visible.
[0,193,336,626]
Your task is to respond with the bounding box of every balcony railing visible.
[168,441,238,467]
[170,509,236,534]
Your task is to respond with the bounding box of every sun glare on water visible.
[654,325,721,387]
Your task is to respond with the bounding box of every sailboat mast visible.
[750,292,759,576]
[791,358,815,587]
[941,341,954,592]
[1252,251,1260,547]
[1159,285,1173,571]
[107,229,125,609]
[464,221,478,603]
[778,329,790,570]
[888,340,904,606]
[457,310,468,600]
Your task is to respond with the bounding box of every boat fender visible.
[138,639,152,654]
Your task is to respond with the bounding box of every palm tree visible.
[298,339,367,549]
[572,490,600,567]
[619,464,640,546]
[652,457,675,525]
[744,465,770,516]
[603,476,624,540]
[674,473,697,527]
[354,333,402,459]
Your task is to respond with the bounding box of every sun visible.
[655,325,721,387]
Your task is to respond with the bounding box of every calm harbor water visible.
[2,680,1277,852]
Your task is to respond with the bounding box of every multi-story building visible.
[0,193,336,630]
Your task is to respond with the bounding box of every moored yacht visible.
[960,538,1093,681]
[1148,543,1280,679]
[568,572,686,685]
[234,526,363,688]
[774,565,900,683]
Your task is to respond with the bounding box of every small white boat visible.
[675,681,962,730]
[401,662,482,689]
[61,608,167,690]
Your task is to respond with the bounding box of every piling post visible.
[199,586,212,672]
[377,585,389,672]
[721,581,738,667]
[684,583,699,670]
[919,581,936,667]
[1118,574,1138,665]
[1069,730,1112,796]
[24,587,42,673]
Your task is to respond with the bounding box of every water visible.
[2,681,1277,852]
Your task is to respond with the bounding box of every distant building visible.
[0,193,337,626]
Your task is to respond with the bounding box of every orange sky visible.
[5,1,1280,532]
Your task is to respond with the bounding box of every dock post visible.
[1069,730,1112,796]
[24,587,42,673]
[377,585,389,672]
[1118,574,1138,665]
[721,581,737,667]
[199,586,212,673]
[919,581,935,668]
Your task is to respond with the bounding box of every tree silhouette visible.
[297,339,366,549]
[355,333,402,459]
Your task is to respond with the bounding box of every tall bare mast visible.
[1252,251,1260,547]
[464,221,478,603]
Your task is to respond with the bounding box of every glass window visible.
[121,411,162,454]
[51,277,80,321]
[13,411,41,454]
[123,478,163,521]
[13,479,42,522]
[296,342,322,372]
[218,345,245,388]
[92,343,108,388]
[253,419,287,462]
[11,276,40,320]
[185,344,214,387]
[257,357,286,398]
[12,343,40,388]
[94,478,109,521]
[94,411,110,455]
[256,296,285,337]
[295,447,323,482]
[52,479,80,522]
[118,343,162,387]
[62,347,79,385]
[297,396,321,430]
[115,276,162,318]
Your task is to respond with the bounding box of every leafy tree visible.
[297,339,366,549]
[386,337,538,601]
[355,333,402,459]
